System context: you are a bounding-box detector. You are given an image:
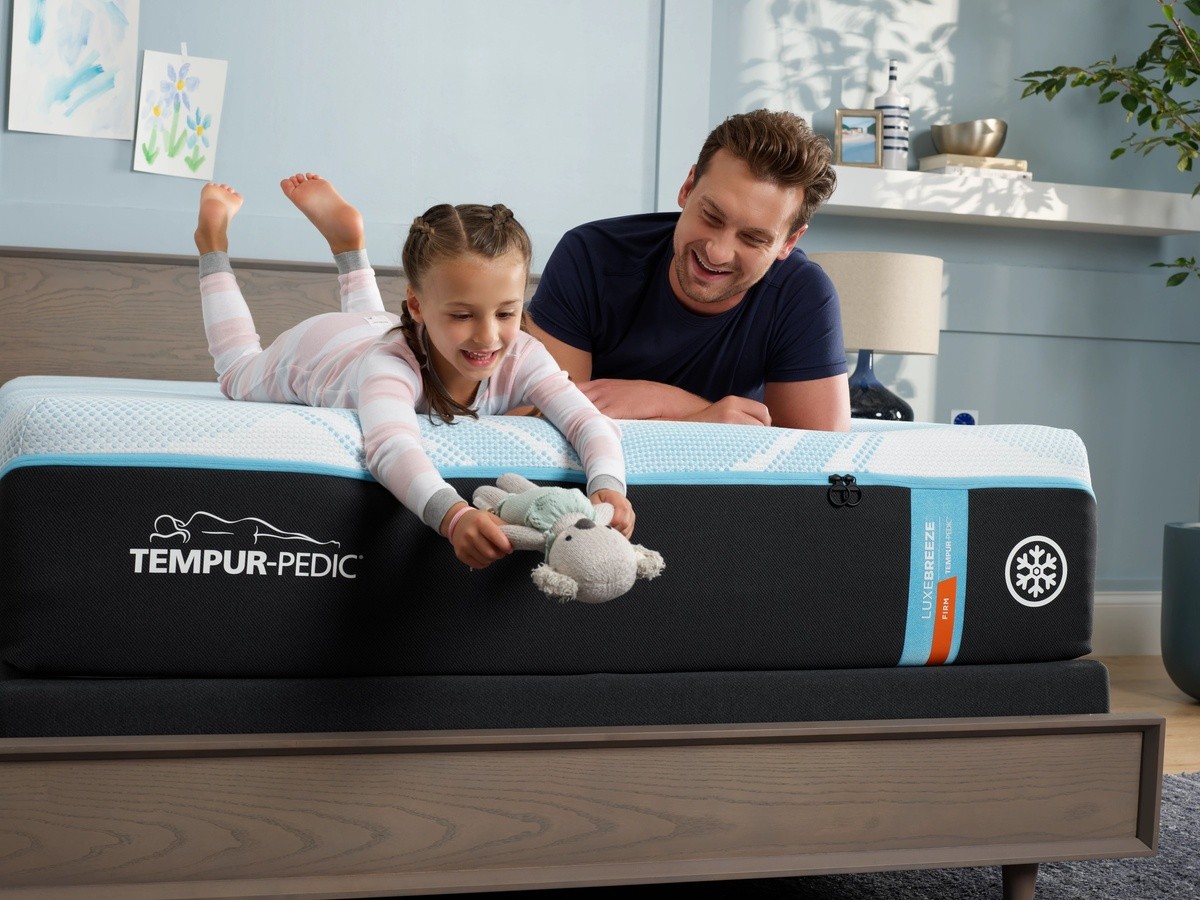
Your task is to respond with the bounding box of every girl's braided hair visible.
[395,203,532,422]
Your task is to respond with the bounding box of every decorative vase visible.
[848,349,913,421]
[1162,522,1200,700]
[873,58,910,171]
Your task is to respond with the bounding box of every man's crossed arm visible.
[527,320,850,431]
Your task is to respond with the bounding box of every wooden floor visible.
[1098,655,1200,774]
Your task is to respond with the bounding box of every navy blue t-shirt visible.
[528,212,846,403]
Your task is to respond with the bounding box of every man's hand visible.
[591,488,635,537]
[581,379,771,426]
[682,395,771,425]
[579,379,708,420]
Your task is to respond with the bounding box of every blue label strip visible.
[899,489,969,666]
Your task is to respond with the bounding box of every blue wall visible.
[1,0,662,269]
[3,0,1197,591]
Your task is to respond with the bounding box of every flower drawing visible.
[140,58,216,168]
[184,106,213,172]
[138,88,171,164]
[186,107,211,148]
[160,62,198,110]
[135,50,225,180]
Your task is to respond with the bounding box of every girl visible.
[194,172,633,571]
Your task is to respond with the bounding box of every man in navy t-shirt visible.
[527,109,850,431]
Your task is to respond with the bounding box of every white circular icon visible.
[1006,536,1067,607]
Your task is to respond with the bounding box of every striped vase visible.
[873,58,910,170]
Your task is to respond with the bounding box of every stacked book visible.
[918,154,1031,181]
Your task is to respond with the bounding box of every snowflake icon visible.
[1014,544,1059,597]
[1006,536,1068,607]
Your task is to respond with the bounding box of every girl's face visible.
[406,250,528,405]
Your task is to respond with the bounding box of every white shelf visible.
[822,166,1200,236]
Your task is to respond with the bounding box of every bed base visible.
[0,714,1164,900]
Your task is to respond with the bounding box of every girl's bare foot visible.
[280,172,365,255]
[194,183,243,254]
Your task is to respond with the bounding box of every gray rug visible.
[407,772,1199,900]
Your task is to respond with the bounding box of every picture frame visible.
[834,108,884,168]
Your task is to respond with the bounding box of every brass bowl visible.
[930,118,1008,157]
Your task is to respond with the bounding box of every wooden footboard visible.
[0,714,1163,900]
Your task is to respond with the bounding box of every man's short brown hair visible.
[694,109,836,234]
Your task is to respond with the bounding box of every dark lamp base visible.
[848,349,914,421]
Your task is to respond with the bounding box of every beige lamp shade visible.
[808,252,943,355]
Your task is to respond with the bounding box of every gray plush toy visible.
[472,473,665,604]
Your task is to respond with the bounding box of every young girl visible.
[194,172,634,570]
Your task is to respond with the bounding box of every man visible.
[526,109,850,431]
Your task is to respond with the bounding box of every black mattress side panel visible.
[1,466,1092,678]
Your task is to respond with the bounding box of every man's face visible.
[670,149,807,314]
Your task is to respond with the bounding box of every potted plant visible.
[1018,0,1200,285]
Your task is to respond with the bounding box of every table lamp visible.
[808,251,943,421]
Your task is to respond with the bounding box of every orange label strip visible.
[926,576,958,665]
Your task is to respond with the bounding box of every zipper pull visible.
[827,474,863,508]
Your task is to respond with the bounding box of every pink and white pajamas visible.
[199,252,626,531]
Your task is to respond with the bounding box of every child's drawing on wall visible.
[8,0,141,139]
[133,49,228,181]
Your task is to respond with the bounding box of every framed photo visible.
[834,108,884,167]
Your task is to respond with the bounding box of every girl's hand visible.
[444,506,512,570]
[591,489,635,538]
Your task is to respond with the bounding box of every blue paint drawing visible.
[45,49,116,116]
[54,4,93,67]
[65,69,117,116]
[102,0,128,27]
[9,0,140,139]
[27,0,47,44]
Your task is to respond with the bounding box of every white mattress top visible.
[0,376,1093,492]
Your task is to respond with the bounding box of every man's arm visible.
[525,318,592,382]
[578,379,771,425]
[763,374,851,431]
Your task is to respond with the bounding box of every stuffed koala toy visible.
[472,473,664,604]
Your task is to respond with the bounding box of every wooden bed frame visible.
[0,248,1166,900]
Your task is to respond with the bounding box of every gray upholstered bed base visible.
[1,659,1111,738]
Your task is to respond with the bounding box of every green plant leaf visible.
[1019,4,1200,277]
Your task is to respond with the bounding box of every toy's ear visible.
[531,563,579,602]
[497,473,539,494]
[473,485,506,510]
[500,524,548,552]
[591,503,614,527]
[632,544,666,580]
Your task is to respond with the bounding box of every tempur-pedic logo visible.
[129,512,360,578]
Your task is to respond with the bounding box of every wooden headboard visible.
[0,247,410,386]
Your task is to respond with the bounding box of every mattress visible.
[0,375,1096,678]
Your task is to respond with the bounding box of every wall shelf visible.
[823,166,1200,236]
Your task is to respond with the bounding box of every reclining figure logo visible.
[150,511,340,547]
